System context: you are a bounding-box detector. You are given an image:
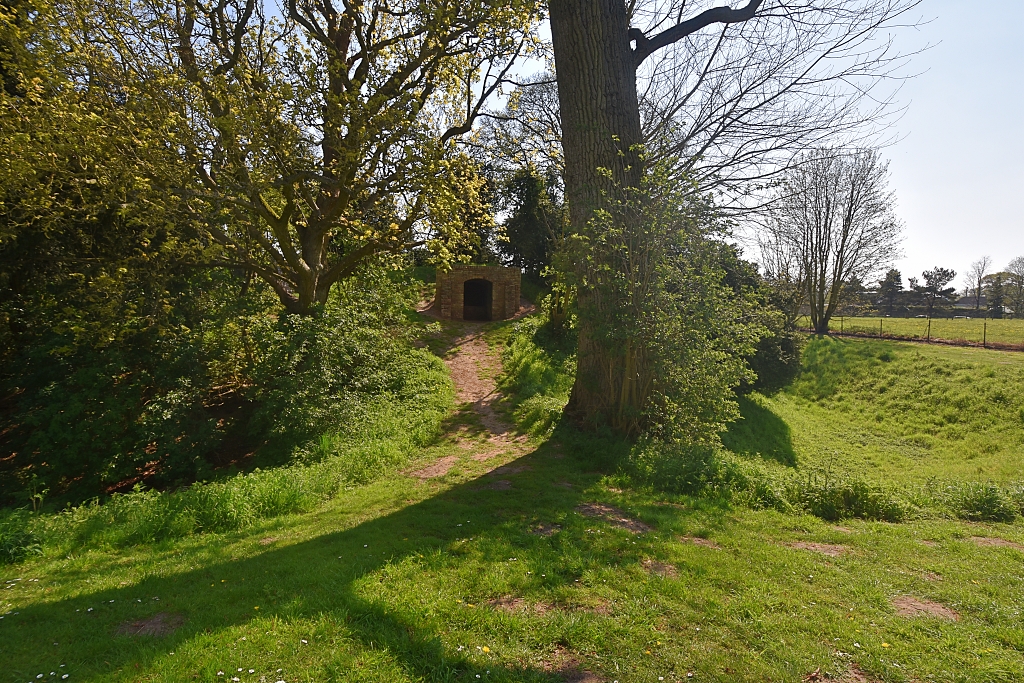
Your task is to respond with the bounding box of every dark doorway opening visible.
[463,279,493,321]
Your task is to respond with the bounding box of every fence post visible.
[880,318,883,338]
[841,317,844,335]
[983,321,987,348]
[927,317,931,341]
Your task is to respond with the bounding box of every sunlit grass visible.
[737,336,1024,485]
[797,315,1024,347]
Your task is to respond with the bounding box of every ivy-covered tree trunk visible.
[549,0,649,432]
[549,0,765,433]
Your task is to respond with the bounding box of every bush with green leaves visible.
[0,511,41,564]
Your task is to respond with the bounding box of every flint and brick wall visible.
[435,265,521,321]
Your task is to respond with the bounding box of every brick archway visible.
[435,265,521,321]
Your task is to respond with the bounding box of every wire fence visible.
[796,316,1024,351]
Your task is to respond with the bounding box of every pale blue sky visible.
[887,0,1024,288]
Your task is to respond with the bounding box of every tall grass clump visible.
[931,482,1019,523]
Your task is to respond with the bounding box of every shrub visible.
[36,346,452,550]
[0,511,41,564]
[626,440,745,498]
[745,331,804,395]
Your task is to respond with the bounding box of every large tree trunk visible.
[549,0,648,432]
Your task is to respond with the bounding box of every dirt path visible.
[443,328,523,446]
[409,323,528,480]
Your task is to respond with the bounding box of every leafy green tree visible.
[499,166,565,276]
[1005,256,1024,318]
[878,269,902,315]
[56,0,541,314]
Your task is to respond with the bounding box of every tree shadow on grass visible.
[1,437,731,683]
[721,394,797,467]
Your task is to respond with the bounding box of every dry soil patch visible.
[891,595,958,620]
[786,542,847,557]
[531,523,562,537]
[541,646,603,683]
[410,455,459,479]
[679,535,721,550]
[575,503,651,533]
[970,536,1024,551]
[642,559,678,578]
[116,612,184,637]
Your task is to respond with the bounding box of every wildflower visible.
[62,677,68,680]
[248,670,255,674]
[217,672,224,676]
[482,646,490,653]
[854,642,861,648]
[882,643,891,648]
[301,639,308,644]
[87,608,93,612]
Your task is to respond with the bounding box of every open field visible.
[3,319,1024,682]
[796,316,1024,347]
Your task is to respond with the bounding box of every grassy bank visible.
[0,346,454,561]
[739,337,1024,484]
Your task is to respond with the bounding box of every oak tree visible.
[63,0,541,314]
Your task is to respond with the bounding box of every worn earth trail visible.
[410,323,530,483]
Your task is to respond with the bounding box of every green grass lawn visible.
[724,336,1024,485]
[4,322,1024,682]
[5,436,1024,682]
[797,316,1024,347]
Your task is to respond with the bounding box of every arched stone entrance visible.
[462,278,493,321]
[435,265,521,321]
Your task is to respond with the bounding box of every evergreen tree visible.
[500,167,565,276]
[987,275,1005,319]
[878,269,902,315]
